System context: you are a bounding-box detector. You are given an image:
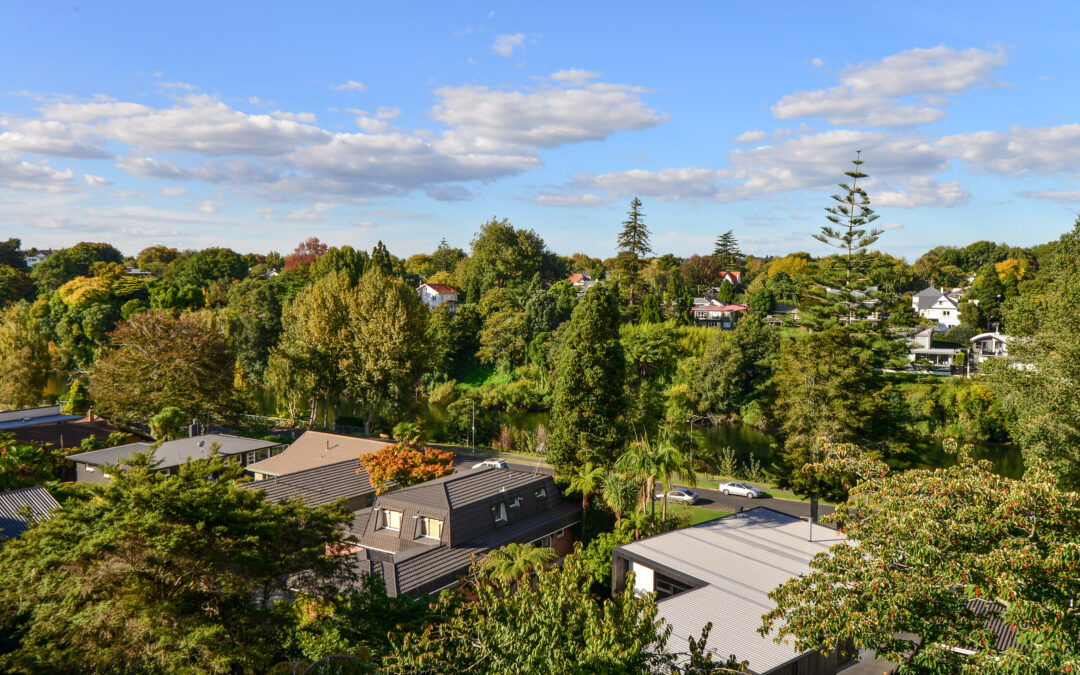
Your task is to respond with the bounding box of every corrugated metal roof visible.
[0,485,60,540]
[0,405,67,425]
[243,458,376,506]
[245,431,389,476]
[616,507,847,674]
[67,434,282,469]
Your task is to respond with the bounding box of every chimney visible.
[87,408,96,422]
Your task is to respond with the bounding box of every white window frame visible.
[378,509,403,531]
[493,502,508,525]
[418,516,443,540]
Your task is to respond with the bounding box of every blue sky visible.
[2,1,1079,260]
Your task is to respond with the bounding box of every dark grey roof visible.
[967,599,1021,652]
[0,404,82,429]
[243,458,375,506]
[67,434,283,470]
[383,467,549,511]
[0,485,60,541]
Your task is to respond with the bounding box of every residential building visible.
[912,286,962,329]
[66,434,287,484]
[611,507,853,675]
[7,410,134,450]
[417,282,460,312]
[0,404,82,431]
[243,457,378,511]
[245,430,390,480]
[569,272,599,297]
[718,270,742,286]
[347,467,580,597]
[765,302,800,326]
[970,332,1011,364]
[24,249,53,267]
[692,302,747,329]
[0,485,60,542]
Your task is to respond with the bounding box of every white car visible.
[718,481,763,498]
[472,459,508,470]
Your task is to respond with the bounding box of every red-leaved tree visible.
[359,442,454,494]
[283,237,329,272]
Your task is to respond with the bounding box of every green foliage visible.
[0,301,51,408]
[713,230,742,271]
[747,286,774,316]
[614,198,652,307]
[61,380,91,414]
[638,294,662,324]
[481,543,558,582]
[716,280,736,304]
[459,217,562,301]
[387,548,672,674]
[579,529,634,587]
[226,277,283,383]
[0,451,355,674]
[0,264,33,308]
[763,443,1080,674]
[548,285,628,469]
[79,433,105,452]
[694,318,778,419]
[0,437,56,490]
[149,406,189,441]
[90,310,243,425]
[940,323,980,347]
[148,279,205,312]
[169,247,248,288]
[31,242,124,295]
[967,263,1005,329]
[310,245,369,286]
[893,377,1004,442]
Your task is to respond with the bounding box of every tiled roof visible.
[382,467,549,510]
[0,485,60,540]
[243,458,376,506]
[246,431,389,476]
[615,507,847,673]
[424,283,458,295]
[67,434,282,469]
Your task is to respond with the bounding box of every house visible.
[346,467,580,597]
[692,302,748,329]
[912,286,962,329]
[245,430,390,480]
[906,327,961,370]
[0,404,82,431]
[24,249,53,267]
[7,410,134,450]
[417,282,460,312]
[243,457,379,511]
[66,434,288,484]
[765,302,800,326]
[970,332,1011,364]
[0,485,60,542]
[611,507,853,675]
[569,272,599,297]
[718,270,742,286]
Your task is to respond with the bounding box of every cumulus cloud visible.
[271,110,318,123]
[811,57,825,68]
[0,153,77,193]
[880,222,904,229]
[773,46,1006,126]
[1018,189,1080,203]
[161,187,187,196]
[196,200,219,213]
[84,174,111,187]
[732,130,767,144]
[941,123,1080,175]
[332,80,366,91]
[874,176,971,208]
[492,33,525,57]
[0,119,110,159]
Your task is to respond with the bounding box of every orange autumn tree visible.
[360,441,454,494]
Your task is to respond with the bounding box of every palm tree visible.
[616,439,660,520]
[481,543,557,585]
[566,461,606,514]
[653,434,696,529]
[601,471,641,525]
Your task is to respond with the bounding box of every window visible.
[492,502,508,525]
[378,509,403,531]
[509,497,523,509]
[534,487,547,500]
[529,535,552,547]
[419,516,443,539]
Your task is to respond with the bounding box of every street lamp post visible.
[471,399,475,451]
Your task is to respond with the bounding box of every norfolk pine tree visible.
[616,197,652,307]
[713,229,742,272]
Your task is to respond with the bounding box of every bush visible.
[429,380,459,406]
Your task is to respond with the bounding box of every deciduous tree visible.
[359,441,453,493]
[0,301,51,409]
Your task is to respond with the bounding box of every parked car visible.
[718,481,763,498]
[472,459,508,470]
[657,489,699,505]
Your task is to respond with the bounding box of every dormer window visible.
[418,516,443,539]
[378,509,403,531]
[509,497,523,509]
[534,487,547,500]
[492,502,508,525]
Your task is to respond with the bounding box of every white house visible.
[417,282,459,312]
[692,302,747,329]
[912,286,962,328]
[24,249,53,267]
[970,332,1011,364]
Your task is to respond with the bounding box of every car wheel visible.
[722,489,730,495]
[746,493,754,499]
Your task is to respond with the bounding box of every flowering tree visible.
[359,442,453,494]
[760,441,1080,674]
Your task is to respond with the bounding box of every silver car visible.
[719,481,763,498]
[471,459,508,470]
[658,489,699,505]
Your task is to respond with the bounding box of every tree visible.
[284,237,329,272]
[616,439,661,524]
[310,245,369,287]
[966,263,1005,330]
[680,254,721,291]
[149,406,188,441]
[747,286,775,316]
[31,242,124,294]
[90,311,242,425]
[615,198,652,306]
[459,218,561,300]
[987,217,1080,490]
[430,238,466,274]
[548,285,628,470]
[0,238,25,270]
[0,451,355,674]
[226,278,282,383]
[566,461,606,517]
[339,269,429,433]
[713,230,742,271]
[481,543,558,583]
[387,548,672,674]
[638,294,663,324]
[652,434,695,527]
[0,264,33,307]
[477,305,528,369]
[771,328,885,501]
[0,439,55,490]
[169,247,248,288]
[62,380,91,415]
[0,301,51,409]
[716,280,736,304]
[762,442,1080,674]
[601,472,641,525]
[359,441,454,494]
[694,317,779,419]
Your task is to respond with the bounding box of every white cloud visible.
[161,187,187,196]
[332,80,367,92]
[811,58,825,68]
[773,46,1006,127]
[874,176,970,208]
[732,130,767,144]
[881,222,903,229]
[196,200,219,213]
[941,123,1080,175]
[1018,189,1080,203]
[0,153,77,193]
[271,110,318,123]
[36,101,151,122]
[549,69,601,85]
[0,119,110,159]
[84,174,111,187]
[376,106,402,120]
[492,33,525,57]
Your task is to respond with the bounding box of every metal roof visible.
[0,485,60,541]
[383,467,547,510]
[0,404,82,429]
[67,434,283,469]
[615,507,847,674]
[243,458,376,506]
[245,431,389,476]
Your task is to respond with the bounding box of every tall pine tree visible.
[713,230,742,272]
[615,197,652,307]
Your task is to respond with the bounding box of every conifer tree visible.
[615,198,652,307]
[713,230,742,271]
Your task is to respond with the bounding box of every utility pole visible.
[470,399,475,451]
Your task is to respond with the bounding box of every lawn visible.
[684,506,732,526]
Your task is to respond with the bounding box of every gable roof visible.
[423,283,458,295]
[0,485,60,541]
[246,431,389,477]
[376,467,548,511]
[615,507,846,673]
[67,434,282,469]
[568,273,589,283]
[243,458,375,505]
[719,270,742,284]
